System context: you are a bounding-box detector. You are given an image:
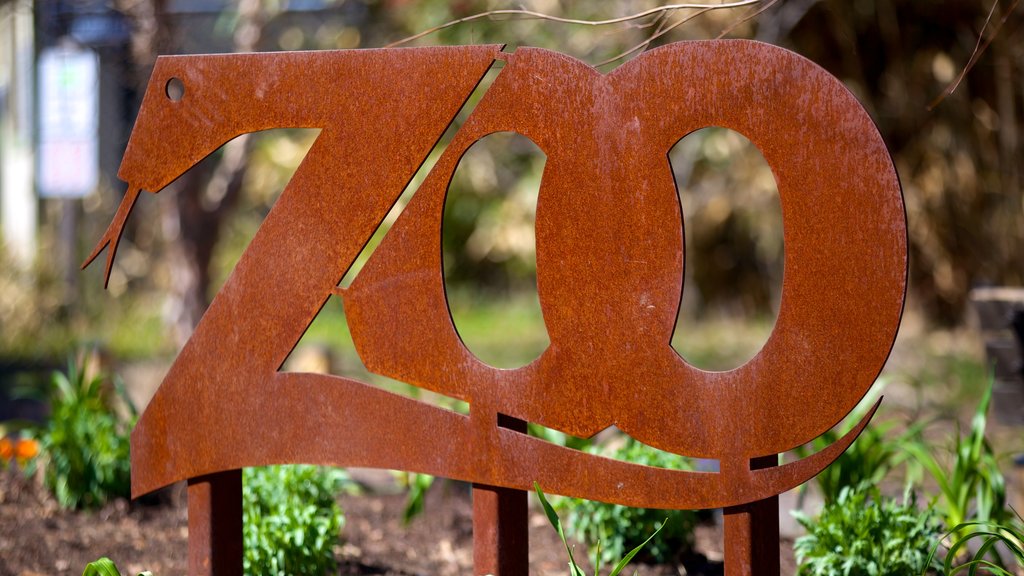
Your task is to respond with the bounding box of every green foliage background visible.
[30,362,134,509]
[242,465,350,576]
[793,483,943,576]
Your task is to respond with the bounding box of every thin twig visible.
[385,1,764,48]
[716,0,781,39]
[596,7,713,68]
[628,9,669,31]
[928,0,1020,110]
[598,9,675,67]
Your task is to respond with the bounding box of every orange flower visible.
[15,438,39,462]
[0,437,12,461]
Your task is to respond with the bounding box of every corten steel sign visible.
[85,41,906,575]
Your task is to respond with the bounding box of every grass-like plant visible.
[925,514,1024,575]
[243,464,350,576]
[535,482,665,576]
[903,380,1012,536]
[28,359,135,509]
[557,438,698,564]
[400,471,434,525]
[793,483,944,576]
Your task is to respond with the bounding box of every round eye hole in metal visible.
[165,77,185,102]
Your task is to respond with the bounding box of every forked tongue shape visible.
[81,187,142,289]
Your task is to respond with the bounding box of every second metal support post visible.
[472,415,529,576]
[188,469,244,576]
[723,455,781,576]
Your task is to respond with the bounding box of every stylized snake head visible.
[83,53,321,285]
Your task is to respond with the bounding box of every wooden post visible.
[188,470,243,576]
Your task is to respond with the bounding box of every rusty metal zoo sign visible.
[86,41,906,571]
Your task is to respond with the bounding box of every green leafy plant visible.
[401,471,434,525]
[926,514,1024,575]
[82,557,152,576]
[535,482,665,576]
[557,439,698,564]
[793,483,944,576]
[30,359,135,509]
[243,464,349,576]
[903,379,1012,535]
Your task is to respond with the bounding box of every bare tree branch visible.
[928,0,1020,110]
[597,0,790,67]
[629,9,670,31]
[596,7,714,68]
[716,0,781,39]
[754,0,822,44]
[385,1,765,48]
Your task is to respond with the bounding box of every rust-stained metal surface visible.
[473,414,529,575]
[723,455,782,576]
[187,471,242,576]
[86,41,906,574]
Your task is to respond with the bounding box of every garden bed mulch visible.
[0,469,796,575]
[0,470,187,576]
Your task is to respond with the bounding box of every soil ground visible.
[2,318,1020,575]
[0,467,798,575]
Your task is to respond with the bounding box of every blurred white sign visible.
[37,44,99,198]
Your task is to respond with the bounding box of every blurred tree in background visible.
[786,1,1023,324]
[382,0,1024,326]
[5,0,1021,360]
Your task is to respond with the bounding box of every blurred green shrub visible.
[243,465,349,576]
[794,483,943,576]
[29,359,134,509]
[559,439,698,565]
